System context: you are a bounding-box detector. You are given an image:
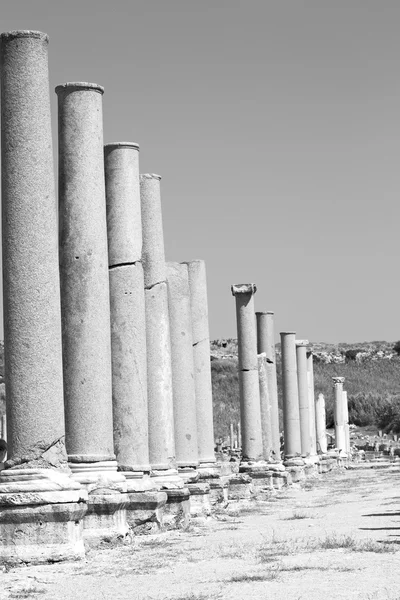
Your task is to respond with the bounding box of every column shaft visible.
[306,351,317,455]
[1,31,66,465]
[315,393,328,453]
[231,284,263,461]
[280,332,301,457]
[105,143,150,473]
[167,262,199,468]
[342,390,350,454]
[256,312,280,460]
[141,174,175,470]
[57,83,114,463]
[296,341,311,456]
[258,353,273,461]
[333,377,346,452]
[184,260,216,464]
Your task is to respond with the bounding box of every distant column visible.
[315,393,328,453]
[141,174,176,473]
[332,377,346,453]
[342,390,350,454]
[184,260,216,465]
[280,332,302,458]
[105,142,150,479]
[57,82,124,488]
[231,284,263,461]
[258,353,273,461]
[296,340,311,456]
[306,351,317,456]
[256,312,280,461]
[167,262,199,471]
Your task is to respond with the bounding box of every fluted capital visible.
[231,283,257,296]
[332,376,345,385]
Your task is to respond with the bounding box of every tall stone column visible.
[296,340,311,457]
[256,312,281,461]
[306,350,317,456]
[0,31,86,564]
[231,284,263,462]
[333,377,346,453]
[342,390,350,454]
[57,82,126,539]
[315,393,328,453]
[258,353,273,461]
[166,262,199,472]
[280,332,302,458]
[104,142,152,490]
[184,260,216,468]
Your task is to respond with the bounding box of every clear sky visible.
[1,0,400,344]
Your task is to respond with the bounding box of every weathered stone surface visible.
[333,377,346,452]
[140,174,166,288]
[315,393,328,453]
[69,461,126,495]
[105,143,141,265]
[1,30,66,463]
[307,351,317,455]
[83,493,129,542]
[281,332,302,457]
[109,263,150,471]
[258,354,273,461]
[296,341,311,456]
[187,482,211,517]
[145,283,175,469]
[125,491,167,532]
[57,82,114,461]
[163,488,191,530]
[167,262,199,468]
[184,260,216,464]
[232,285,258,371]
[238,370,264,461]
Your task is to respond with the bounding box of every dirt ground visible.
[1,466,400,600]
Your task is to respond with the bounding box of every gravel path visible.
[1,466,400,600]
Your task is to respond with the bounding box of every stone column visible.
[184,260,216,467]
[0,31,86,564]
[104,142,153,492]
[258,353,273,461]
[315,393,328,453]
[280,332,302,458]
[342,390,350,454]
[166,262,199,472]
[256,312,281,461]
[231,284,263,462]
[57,82,126,539]
[306,350,317,457]
[333,377,346,453]
[296,340,311,457]
[230,423,234,451]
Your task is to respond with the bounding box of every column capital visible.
[104,142,140,151]
[55,82,104,95]
[295,339,309,347]
[332,376,345,385]
[255,310,274,316]
[1,30,49,42]
[231,283,257,296]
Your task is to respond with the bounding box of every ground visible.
[1,466,400,600]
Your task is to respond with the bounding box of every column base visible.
[187,482,211,517]
[125,491,168,534]
[239,461,288,494]
[69,460,127,493]
[163,488,191,530]
[227,473,253,500]
[283,457,306,483]
[0,468,87,565]
[178,466,200,484]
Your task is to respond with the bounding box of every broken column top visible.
[332,376,345,384]
[0,30,48,41]
[295,339,309,347]
[140,173,162,181]
[55,82,104,94]
[105,142,140,151]
[231,283,257,296]
[280,331,296,336]
[256,311,274,315]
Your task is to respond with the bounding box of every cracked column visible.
[306,350,317,458]
[0,31,86,564]
[231,284,263,462]
[296,340,311,457]
[333,377,346,454]
[141,175,187,525]
[315,393,328,454]
[105,142,166,530]
[256,312,281,461]
[57,82,127,540]
[280,332,302,458]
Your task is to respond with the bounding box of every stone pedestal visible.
[280,332,302,458]
[57,81,127,538]
[105,143,150,476]
[315,393,328,454]
[0,30,87,563]
[296,340,311,457]
[231,284,263,461]
[125,491,168,534]
[333,377,346,454]
[256,312,281,461]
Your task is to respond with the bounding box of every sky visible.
[1,0,400,344]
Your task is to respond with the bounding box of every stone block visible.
[163,488,191,530]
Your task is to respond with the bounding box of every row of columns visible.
[0,30,217,562]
